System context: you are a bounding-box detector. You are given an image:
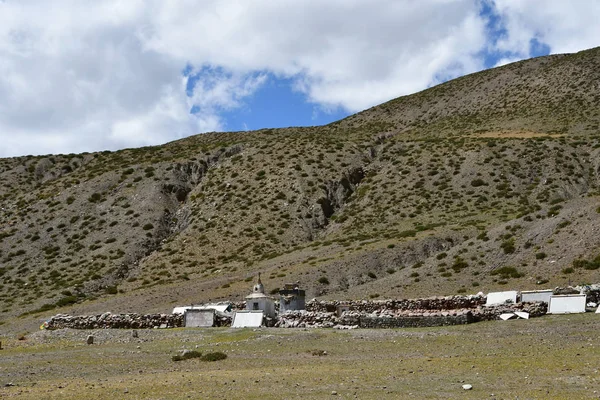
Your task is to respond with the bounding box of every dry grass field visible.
[1,314,599,399]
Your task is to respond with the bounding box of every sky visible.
[0,0,599,157]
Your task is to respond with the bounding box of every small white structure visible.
[232,310,264,328]
[486,290,518,306]
[184,309,215,327]
[245,273,275,318]
[521,289,553,303]
[172,305,205,315]
[514,311,530,320]
[172,303,232,315]
[548,294,586,314]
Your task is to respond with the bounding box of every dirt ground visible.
[1,314,599,399]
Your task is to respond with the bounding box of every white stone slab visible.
[596,307,600,314]
[514,311,530,319]
[520,290,553,303]
[184,309,214,328]
[548,294,586,314]
[486,291,518,306]
[232,311,263,328]
[499,313,515,320]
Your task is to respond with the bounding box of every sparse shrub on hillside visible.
[490,266,524,279]
[318,276,330,285]
[501,238,516,254]
[573,255,600,270]
[105,286,118,294]
[88,193,102,203]
[451,257,468,272]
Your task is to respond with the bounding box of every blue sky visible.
[0,0,598,157]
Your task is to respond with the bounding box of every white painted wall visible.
[486,291,518,306]
[548,294,586,314]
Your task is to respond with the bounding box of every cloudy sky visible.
[0,0,598,157]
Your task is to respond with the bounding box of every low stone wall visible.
[358,313,474,328]
[276,302,547,329]
[46,313,183,330]
[43,297,547,330]
[305,295,486,313]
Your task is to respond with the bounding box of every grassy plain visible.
[1,314,599,399]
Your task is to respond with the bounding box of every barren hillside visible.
[1,46,600,322]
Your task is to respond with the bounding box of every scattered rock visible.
[86,335,94,345]
[462,384,473,390]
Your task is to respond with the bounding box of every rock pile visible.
[45,312,183,330]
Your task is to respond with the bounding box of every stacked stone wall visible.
[305,295,486,313]
[46,313,183,330]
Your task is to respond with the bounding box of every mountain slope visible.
[1,46,600,320]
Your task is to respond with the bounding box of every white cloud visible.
[493,0,600,56]
[0,0,597,157]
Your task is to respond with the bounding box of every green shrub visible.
[105,286,118,294]
[172,350,202,362]
[500,238,515,254]
[201,352,227,362]
[142,223,154,230]
[88,193,102,203]
[318,276,330,285]
[490,266,523,279]
[55,295,78,307]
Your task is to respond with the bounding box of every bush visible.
[471,179,486,187]
[500,238,516,254]
[88,193,102,203]
[367,272,377,279]
[318,276,330,285]
[490,266,524,279]
[172,350,202,362]
[55,296,78,307]
[201,352,227,362]
[535,252,546,259]
[105,286,118,295]
[142,223,154,230]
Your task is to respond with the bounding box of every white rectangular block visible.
[232,311,264,328]
[548,294,586,314]
[486,291,518,306]
[521,290,553,303]
[184,309,215,327]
